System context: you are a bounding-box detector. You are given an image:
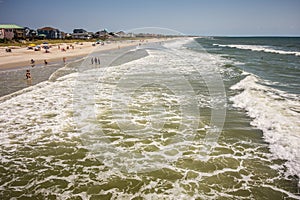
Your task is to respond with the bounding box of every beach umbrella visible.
[29,43,36,47]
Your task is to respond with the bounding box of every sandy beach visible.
[0,38,168,70]
[0,38,172,97]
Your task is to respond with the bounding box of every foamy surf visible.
[230,74,300,178]
[213,44,300,56]
[0,38,299,199]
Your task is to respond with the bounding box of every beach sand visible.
[0,38,168,71]
[0,38,171,97]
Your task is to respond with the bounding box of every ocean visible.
[0,37,299,199]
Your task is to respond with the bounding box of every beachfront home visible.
[115,31,135,38]
[73,29,87,34]
[37,27,63,39]
[72,29,93,39]
[0,24,24,40]
[115,31,126,37]
[95,29,109,38]
[24,27,37,40]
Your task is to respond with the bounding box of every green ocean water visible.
[0,38,299,199]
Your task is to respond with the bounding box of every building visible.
[95,29,109,38]
[115,31,126,37]
[24,27,37,40]
[115,31,135,38]
[0,24,24,40]
[73,29,86,34]
[72,29,93,39]
[37,27,63,39]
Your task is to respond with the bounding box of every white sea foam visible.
[77,39,228,173]
[213,44,300,56]
[230,74,300,178]
[0,38,298,198]
[0,72,79,147]
[163,37,194,49]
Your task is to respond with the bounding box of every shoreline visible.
[0,53,87,71]
[0,38,175,98]
[0,38,173,71]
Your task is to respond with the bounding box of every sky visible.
[0,0,300,36]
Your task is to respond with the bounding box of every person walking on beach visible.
[63,57,66,64]
[91,57,94,64]
[44,60,48,65]
[97,58,100,65]
[94,57,97,64]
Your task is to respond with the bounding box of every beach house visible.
[72,29,93,39]
[115,31,135,38]
[24,27,37,40]
[95,29,109,38]
[0,24,24,40]
[37,27,63,39]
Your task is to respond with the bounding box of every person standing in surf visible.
[26,69,31,79]
[25,69,32,86]
[30,59,35,67]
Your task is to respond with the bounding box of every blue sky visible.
[0,0,299,36]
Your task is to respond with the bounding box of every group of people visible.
[26,58,49,80]
[30,58,49,67]
[26,56,67,80]
[91,57,100,65]
[59,44,74,52]
[26,59,35,80]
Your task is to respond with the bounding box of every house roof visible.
[0,24,24,29]
[73,29,87,33]
[38,27,58,31]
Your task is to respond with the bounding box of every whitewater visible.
[0,38,299,199]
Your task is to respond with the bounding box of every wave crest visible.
[230,74,300,178]
[213,44,300,56]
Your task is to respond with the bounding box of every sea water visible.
[0,38,299,199]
